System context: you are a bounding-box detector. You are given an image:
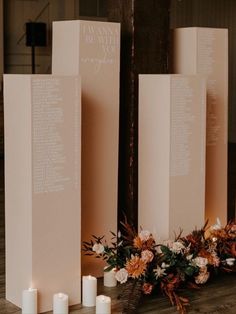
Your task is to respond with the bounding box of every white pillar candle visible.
[82,275,97,307]
[53,293,68,314]
[104,267,117,287]
[96,295,111,314]
[22,288,37,314]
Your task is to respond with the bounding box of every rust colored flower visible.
[198,250,220,267]
[162,274,181,291]
[133,235,155,250]
[133,236,143,249]
[144,237,155,250]
[142,283,153,295]
[211,229,228,239]
[125,255,147,278]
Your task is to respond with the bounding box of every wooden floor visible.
[0,273,236,314]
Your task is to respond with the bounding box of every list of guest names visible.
[170,78,195,177]
[32,78,70,194]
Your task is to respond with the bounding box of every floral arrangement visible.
[83,218,236,314]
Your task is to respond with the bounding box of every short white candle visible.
[53,293,68,314]
[104,267,117,287]
[82,275,97,307]
[96,295,111,314]
[22,288,37,314]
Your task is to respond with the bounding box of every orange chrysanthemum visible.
[133,236,143,249]
[125,255,147,278]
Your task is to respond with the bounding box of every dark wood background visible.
[107,0,170,229]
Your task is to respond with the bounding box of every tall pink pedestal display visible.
[139,75,206,240]
[172,27,228,226]
[52,20,120,276]
[4,75,81,313]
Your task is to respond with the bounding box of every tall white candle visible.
[104,267,117,287]
[82,275,97,307]
[96,295,111,314]
[53,293,68,314]
[22,288,37,314]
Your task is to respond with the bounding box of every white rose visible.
[139,230,151,241]
[92,243,104,254]
[115,268,129,284]
[170,241,185,253]
[139,230,151,242]
[226,258,235,266]
[193,257,208,268]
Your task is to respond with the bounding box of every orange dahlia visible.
[125,255,147,278]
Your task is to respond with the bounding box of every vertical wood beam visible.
[0,0,3,156]
[107,0,170,229]
[64,0,76,19]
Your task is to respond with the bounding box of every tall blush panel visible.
[139,75,206,240]
[173,27,228,225]
[52,20,120,276]
[4,74,81,313]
